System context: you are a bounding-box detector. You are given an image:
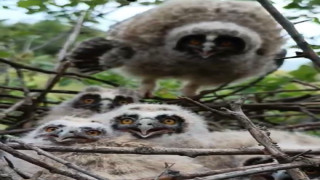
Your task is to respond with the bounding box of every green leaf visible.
[0,51,11,58]
[289,65,318,81]
[17,0,44,8]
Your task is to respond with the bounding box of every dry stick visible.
[0,58,118,86]
[291,79,320,90]
[281,122,320,130]
[256,0,320,67]
[7,144,320,156]
[14,68,31,98]
[11,139,107,180]
[224,98,310,180]
[0,142,92,180]
[196,161,312,180]
[0,128,34,135]
[299,106,320,120]
[180,97,231,117]
[208,70,276,102]
[58,11,86,62]
[0,85,79,94]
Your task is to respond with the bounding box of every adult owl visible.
[68,0,286,96]
[38,86,140,124]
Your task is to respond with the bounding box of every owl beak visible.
[199,50,215,59]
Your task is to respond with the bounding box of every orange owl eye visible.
[120,119,134,124]
[162,119,176,125]
[118,100,128,105]
[85,130,102,136]
[45,127,58,132]
[189,39,201,45]
[220,41,233,46]
[83,99,95,104]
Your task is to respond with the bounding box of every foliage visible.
[0,0,319,130]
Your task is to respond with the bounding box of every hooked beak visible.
[54,131,89,143]
[128,119,173,138]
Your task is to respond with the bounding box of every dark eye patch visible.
[155,114,185,133]
[112,114,139,130]
[175,34,206,52]
[112,96,134,107]
[214,35,245,52]
[72,94,102,111]
[115,114,139,121]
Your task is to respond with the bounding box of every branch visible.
[0,85,79,94]
[223,98,310,180]
[0,142,93,180]
[11,139,107,180]
[0,58,118,86]
[256,0,320,67]
[6,144,320,156]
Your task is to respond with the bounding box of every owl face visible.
[72,93,134,112]
[175,34,246,59]
[112,113,186,138]
[167,21,262,60]
[30,118,110,144]
[70,86,138,113]
[93,104,209,139]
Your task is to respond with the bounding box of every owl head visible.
[70,86,140,112]
[25,117,112,145]
[166,21,262,59]
[92,103,210,140]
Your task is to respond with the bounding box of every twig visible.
[180,97,231,117]
[14,68,31,99]
[0,128,34,135]
[0,58,118,86]
[195,161,312,180]
[11,139,107,180]
[0,85,79,94]
[223,98,310,180]
[58,11,86,62]
[256,0,320,67]
[6,144,320,156]
[291,79,320,90]
[0,141,93,180]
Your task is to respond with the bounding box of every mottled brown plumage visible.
[69,0,285,96]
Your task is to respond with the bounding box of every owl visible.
[91,103,212,147]
[68,0,286,96]
[2,117,112,177]
[23,117,112,145]
[38,86,140,124]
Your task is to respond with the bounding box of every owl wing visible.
[68,37,135,74]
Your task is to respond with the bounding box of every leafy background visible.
[0,0,319,130]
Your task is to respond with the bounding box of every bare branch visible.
[256,0,320,67]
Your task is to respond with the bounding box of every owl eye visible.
[162,119,176,125]
[118,100,128,105]
[45,127,58,132]
[189,39,201,45]
[120,119,134,124]
[219,41,233,47]
[85,130,102,136]
[83,98,95,104]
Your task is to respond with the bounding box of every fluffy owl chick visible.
[39,86,140,124]
[68,0,286,96]
[2,117,112,177]
[91,103,212,148]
